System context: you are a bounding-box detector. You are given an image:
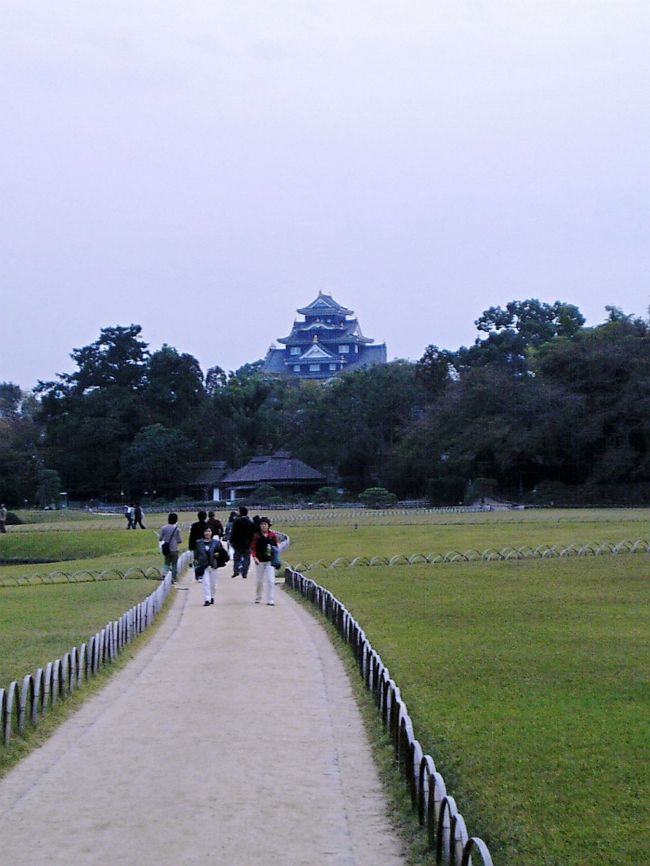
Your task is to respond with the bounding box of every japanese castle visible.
[262,292,387,380]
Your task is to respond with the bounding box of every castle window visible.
[293,365,300,372]
[338,344,350,353]
[309,364,320,372]
[329,363,337,371]
[291,346,300,355]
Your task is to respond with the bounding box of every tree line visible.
[1,300,649,507]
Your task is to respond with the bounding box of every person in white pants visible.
[193,526,225,606]
[251,517,279,606]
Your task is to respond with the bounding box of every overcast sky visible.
[2,1,648,390]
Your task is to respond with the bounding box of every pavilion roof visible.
[222,452,325,485]
[186,461,231,487]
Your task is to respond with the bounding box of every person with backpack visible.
[229,506,255,579]
[193,525,228,606]
[159,512,182,583]
[251,517,280,606]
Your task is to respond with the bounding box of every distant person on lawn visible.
[133,503,146,529]
[159,513,182,583]
[0,503,7,533]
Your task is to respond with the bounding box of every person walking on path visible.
[123,503,134,529]
[0,503,7,533]
[193,526,226,606]
[188,510,208,553]
[207,510,224,538]
[229,506,255,579]
[188,510,208,579]
[159,513,182,583]
[251,517,279,605]
[224,510,237,543]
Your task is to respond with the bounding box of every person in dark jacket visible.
[159,512,182,582]
[251,517,279,605]
[224,511,238,542]
[229,506,255,579]
[207,511,224,538]
[188,511,208,579]
[133,503,146,529]
[193,526,227,606]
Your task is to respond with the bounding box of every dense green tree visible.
[415,344,454,398]
[533,315,650,485]
[35,468,62,508]
[476,299,585,345]
[35,325,151,498]
[61,324,149,393]
[318,362,425,493]
[16,299,650,506]
[454,298,585,374]
[143,345,205,440]
[120,424,193,498]
[0,383,41,505]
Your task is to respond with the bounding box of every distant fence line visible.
[0,566,164,588]
[0,551,192,746]
[292,538,650,571]
[285,567,494,866]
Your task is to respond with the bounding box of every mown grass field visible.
[280,507,650,568]
[1,507,648,865]
[0,581,163,692]
[0,512,169,689]
[278,511,650,866]
[0,511,177,776]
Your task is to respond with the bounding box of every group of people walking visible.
[159,506,283,607]
[123,503,145,529]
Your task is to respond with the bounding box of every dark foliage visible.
[2,301,647,506]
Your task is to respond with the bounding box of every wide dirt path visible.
[0,569,405,866]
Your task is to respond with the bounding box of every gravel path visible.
[0,570,406,865]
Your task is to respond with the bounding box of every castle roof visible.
[297,291,353,317]
[262,291,387,379]
[278,317,372,345]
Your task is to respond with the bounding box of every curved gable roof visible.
[222,452,325,485]
[297,291,353,317]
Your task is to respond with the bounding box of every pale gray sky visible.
[2,1,648,389]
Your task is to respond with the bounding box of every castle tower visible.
[262,292,387,379]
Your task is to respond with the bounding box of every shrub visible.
[426,476,466,506]
[313,486,340,503]
[5,511,22,526]
[358,487,398,509]
[464,477,498,504]
[251,484,280,503]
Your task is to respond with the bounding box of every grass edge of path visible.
[0,584,180,780]
[283,582,434,866]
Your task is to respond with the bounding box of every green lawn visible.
[0,514,174,777]
[0,580,162,689]
[2,506,648,865]
[282,509,650,568]
[304,554,650,866]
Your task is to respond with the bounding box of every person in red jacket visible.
[251,517,279,606]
